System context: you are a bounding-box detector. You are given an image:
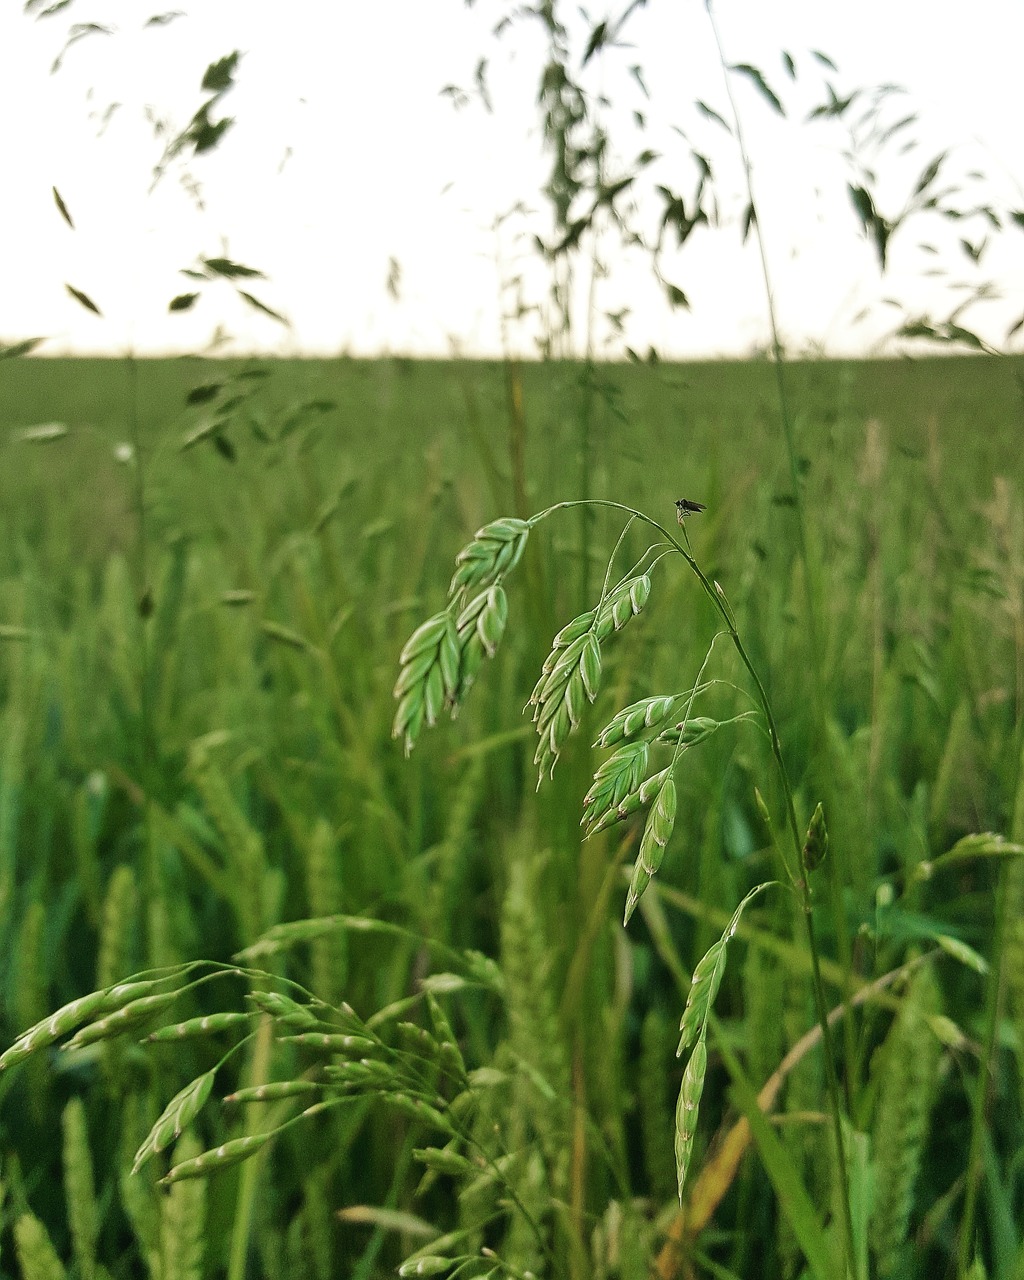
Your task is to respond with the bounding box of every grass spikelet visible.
[62,1098,99,1280]
[304,819,345,1003]
[582,741,650,831]
[624,774,676,924]
[674,1034,707,1201]
[2,977,184,1070]
[63,990,184,1050]
[161,1134,207,1280]
[871,964,942,1276]
[161,1130,275,1183]
[13,1211,67,1280]
[594,694,678,748]
[528,622,603,782]
[225,1080,322,1104]
[585,766,672,837]
[674,884,777,1196]
[393,610,460,752]
[147,1011,252,1041]
[133,1070,217,1173]
[595,572,651,635]
[449,516,530,596]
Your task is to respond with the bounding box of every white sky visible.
[1,1,1022,360]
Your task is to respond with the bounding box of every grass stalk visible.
[533,496,856,1275]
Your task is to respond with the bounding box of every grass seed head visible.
[449,517,529,597]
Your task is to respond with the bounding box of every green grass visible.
[0,353,1023,1280]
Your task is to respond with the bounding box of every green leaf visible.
[201,256,264,280]
[718,1039,833,1280]
[238,290,288,325]
[52,186,74,227]
[0,337,45,360]
[169,292,199,312]
[65,283,102,316]
[729,63,785,117]
[201,51,240,93]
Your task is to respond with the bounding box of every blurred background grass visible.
[1,353,1022,1278]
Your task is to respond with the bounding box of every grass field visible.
[1,353,1023,1280]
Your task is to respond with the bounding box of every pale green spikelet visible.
[393,609,464,752]
[871,964,943,1276]
[13,1211,67,1280]
[639,1009,678,1203]
[188,739,267,942]
[449,517,530,597]
[528,616,603,782]
[96,865,139,990]
[304,819,345,1003]
[62,1097,99,1280]
[161,1134,207,1280]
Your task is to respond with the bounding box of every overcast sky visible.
[2,1,1022,360]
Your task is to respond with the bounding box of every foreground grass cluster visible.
[0,354,1023,1280]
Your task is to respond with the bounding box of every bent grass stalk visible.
[394,495,854,1275]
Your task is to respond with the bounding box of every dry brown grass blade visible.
[655,955,930,1280]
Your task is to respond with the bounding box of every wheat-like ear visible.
[188,740,267,941]
[449,517,530,597]
[161,1135,207,1280]
[62,1098,99,1280]
[13,1210,67,1280]
[871,963,942,1276]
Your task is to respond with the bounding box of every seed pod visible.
[147,1012,252,1042]
[398,1257,454,1278]
[413,1146,476,1177]
[280,1033,375,1052]
[802,802,828,871]
[225,1081,322,1104]
[161,1131,274,1183]
[247,991,317,1025]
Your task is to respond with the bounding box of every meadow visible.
[0,352,1023,1280]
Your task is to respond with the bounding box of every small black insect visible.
[675,498,707,524]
